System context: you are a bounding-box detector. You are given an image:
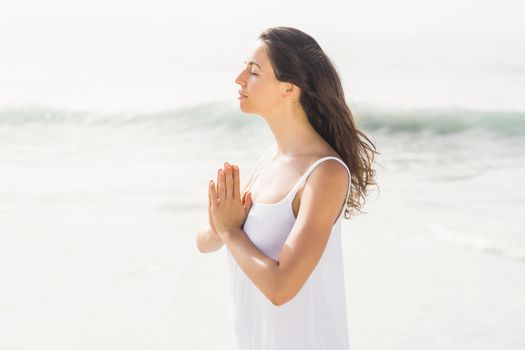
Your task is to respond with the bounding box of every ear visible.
[281,82,296,98]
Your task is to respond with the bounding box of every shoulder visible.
[316,157,349,177]
[306,158,350,196]
[297,157,350,224]
[306,142,349,186]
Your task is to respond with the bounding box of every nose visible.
[234,70,247,87]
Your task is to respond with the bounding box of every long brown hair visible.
[258,26,379,219]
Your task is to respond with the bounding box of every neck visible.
[262,102,323,158]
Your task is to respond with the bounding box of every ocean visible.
[0,101,524,349]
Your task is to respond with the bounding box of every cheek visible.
[262,87,281,105]
[252,81,278,100]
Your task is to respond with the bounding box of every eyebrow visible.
[244,60,262,71]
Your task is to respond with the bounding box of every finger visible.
[219,169,226,202]
[208,184,212,215]
[232,164,240,199]
[225,163,233,199]
[216,168,221,199]
[208,180,211,204]
[247,191,252,205]
[244,191,253,210]
[209,180,217,207]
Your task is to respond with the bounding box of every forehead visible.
[245,40,268,68]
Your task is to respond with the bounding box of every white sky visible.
[0,0,523,111]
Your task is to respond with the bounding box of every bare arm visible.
[195,143,276,253]
[196,225,224,253]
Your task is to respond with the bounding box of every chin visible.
[239,101,254,114]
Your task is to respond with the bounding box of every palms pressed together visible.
[208,162,252,240]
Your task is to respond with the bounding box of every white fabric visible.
[225,145,352,350]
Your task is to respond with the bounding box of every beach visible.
[1,102,524,349]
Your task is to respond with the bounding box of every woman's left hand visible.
[209,162,253,238]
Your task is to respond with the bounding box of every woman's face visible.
[234,40,284,115]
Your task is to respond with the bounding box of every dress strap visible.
[245,143,277,192]
[288,156,352,218]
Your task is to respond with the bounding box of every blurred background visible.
[0,0,524,349]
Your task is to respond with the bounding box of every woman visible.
[196,26,378,349]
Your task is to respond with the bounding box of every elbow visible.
[269,279,297,307]
[195,234,209,254]
[269,290,283,306]
[195,236,204,253]
[269,292,285,306]
[268,265,286,306]
[271,296,287,307]
[267,262,300,306]
[270,290,294,307]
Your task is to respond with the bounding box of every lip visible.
[238,91,248,97]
